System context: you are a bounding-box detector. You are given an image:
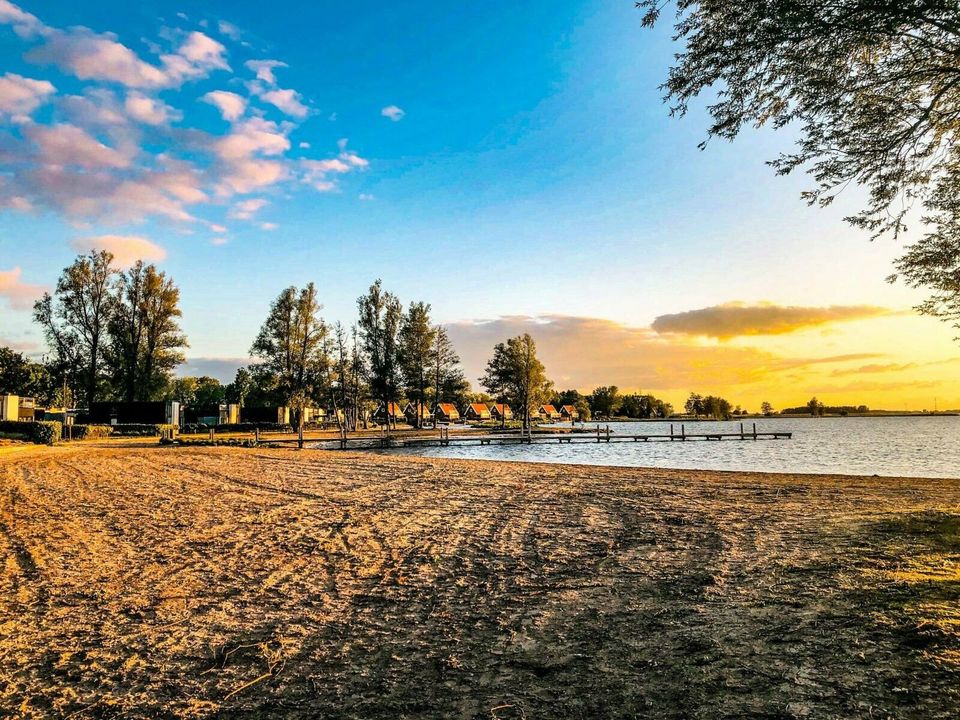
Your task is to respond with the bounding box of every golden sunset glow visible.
[449,307,960,411]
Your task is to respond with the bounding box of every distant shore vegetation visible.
[1,251,947,424]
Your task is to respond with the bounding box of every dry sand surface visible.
[1,445,959,719]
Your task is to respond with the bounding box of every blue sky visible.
[1,0,957,408]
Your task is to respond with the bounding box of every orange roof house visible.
[538,404,561,420]
[489,403,513,420]
[560,404,579,420]
[434,403,461,422]
[374,401,403,423]
[464,403,492,421]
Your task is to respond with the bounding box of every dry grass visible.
[1,445,958,718]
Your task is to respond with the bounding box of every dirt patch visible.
[1,446,958,718]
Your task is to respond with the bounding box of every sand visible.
[1,444,958,718]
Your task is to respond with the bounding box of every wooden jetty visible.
[260,422,792,450]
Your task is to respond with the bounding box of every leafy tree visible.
[685,392,703,417]
[807,396,825,417]
[480,333,553,429]
[251,284,331,427]
[760,401,774,416]
[193,376,226,407]
[33,251,116,406]
[639,1,960,330]
[357,280,403,427]
[0,346,52,402]
[107,262,187,402]
[398,302,437,427]
[169,376,198,407]
[225,367,253,407]
[589,386,621,418]
[431,325,466,409]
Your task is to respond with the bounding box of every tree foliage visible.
[33,250,116,406]
[399,302,437,427]
[357,280,403,421]
[639,0,960,329]
[0,346,52,402]
[481,334,553,428]
[107,261,186,402]
[251,284,330,419]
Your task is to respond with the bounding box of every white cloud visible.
[27,26,229,89]
[70,234,166,267]
[124,91,180,125]
[201,89,246,121]
[381,105,405,121]
[358,193,374,201]
[210,236,228,246]
[300,141,368,192]
[245,59,287,84]
[260,222,277,230]
[175,31,229,72]
[214,116,290,160]
[253,85,308,119]
[217,20,242,41]
[26,123,133,169]
[228,197,268,220]
[0,0,49,39]
[0,72,55,118]
[0,266,45,310]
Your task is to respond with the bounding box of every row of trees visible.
[32,251,186,408]
[242,280,469,430]
[8,251,859,425]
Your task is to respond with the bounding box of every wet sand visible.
[1,445,958,718]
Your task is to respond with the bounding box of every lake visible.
[383,416,960,478]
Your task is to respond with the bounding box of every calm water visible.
[384,417,960,478]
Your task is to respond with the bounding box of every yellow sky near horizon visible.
[448,306,960,412]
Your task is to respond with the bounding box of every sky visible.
[0,0,958,411]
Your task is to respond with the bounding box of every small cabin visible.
[560,404,579,421]
[434,403,460,423]
[89,400,180,426]
[0,395,36,422]
[464,403,492,422]
[489,403,513,421]
[373,401,403,424]
[243,406,291,425]
[538,404,561,421]
[403,402,431,425]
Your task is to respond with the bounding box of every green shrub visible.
[0,420,61,444]
[69,424,114,440]
[107,423,178,437]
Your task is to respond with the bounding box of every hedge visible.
[68,424,114,440]
[106,423,177,437]
[0,420,62,445]
[180,422,293,435]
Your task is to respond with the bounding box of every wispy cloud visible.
[201,89,247,121]
[0,72,55,118]
[0,2,369,230]
[0,266,45,310]
[652,302,897,339]
[381,105,405,121]
[70,235,166,267]
[245,59,287,84]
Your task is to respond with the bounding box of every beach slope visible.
[1,446,958,718]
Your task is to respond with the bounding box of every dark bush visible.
[69,424,114,440]
[108,423,178,437]
[0,420,62,444]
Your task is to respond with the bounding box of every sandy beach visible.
[1,445,958,718]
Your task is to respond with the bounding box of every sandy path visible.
[1,445,958,718]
